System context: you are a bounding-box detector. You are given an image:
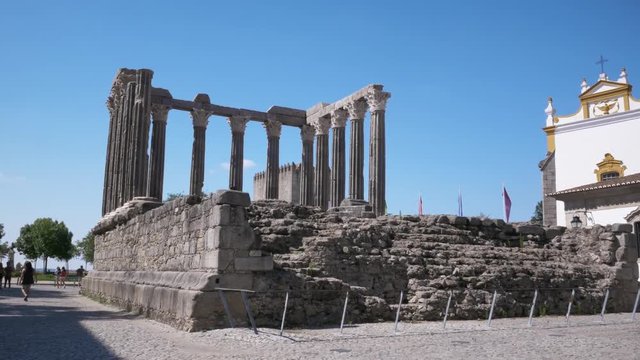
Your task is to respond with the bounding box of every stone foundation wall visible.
[83,191,273,331]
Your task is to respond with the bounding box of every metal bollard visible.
[528,289,538,327]
[394,291,404,334]
[218,290,235,328]
[565,289,575,324]
[600,288,610,322]
[632,287,640,321]
[443,291,453,329]
[279,291,289,336]
[487,290,497,327]
[339,291,349,334]
[240,291,258,335]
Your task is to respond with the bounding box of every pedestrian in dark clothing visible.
[19,261,35,301]
[0,263,3,290]
[4,262,13,288]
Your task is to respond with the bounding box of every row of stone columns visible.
[299,88,389,214]
[103,70,388,216]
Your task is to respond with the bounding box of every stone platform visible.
[83,190,273,331]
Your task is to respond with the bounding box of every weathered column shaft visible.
[367,90,390,215]
[228,116,249,191]
[329,109,348,208]
[345,100,367,201]
[300,125,315,206]
[102,98,118,215]
[315,134,330,209]
[109,89,126,212]
[230,131,245,191]
[369,110,385,214]
[190,125,207,196]
[120,81,137,207]
[130,69,153,198]
[264,120,282,199]
[266,136,280,198]
[147,105,169,200]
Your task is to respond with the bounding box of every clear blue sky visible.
[1,1,640,268]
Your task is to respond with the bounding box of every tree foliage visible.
[76,232,95,264]
[531,201,543,223]
[15,218,74,270]
[165,193,184,202]
[0,223,7,258]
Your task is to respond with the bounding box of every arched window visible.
[594,153,626,181]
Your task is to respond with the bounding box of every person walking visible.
[76,266,85,288]
[19,261,35,301]
[0,262,4,291]
[4,262,13,288]
[55,267,61,288]
[60,267,67,288]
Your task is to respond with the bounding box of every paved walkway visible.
[1,284,639,359]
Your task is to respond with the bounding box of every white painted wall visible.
[554,109,640,226]
[564,206,637,227]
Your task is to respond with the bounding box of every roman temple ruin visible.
[83,68,638,332]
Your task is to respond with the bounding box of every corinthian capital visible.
[300,124,316,142]
[263,119,282,138]
[344,100,367,120]
[190,108,211,128]
[310,116,331,135]
[151,104,171,123]
[228,115,250,133]
[330,108,348,128]
[366,89,391,112]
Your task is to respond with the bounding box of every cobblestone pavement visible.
[1,285,639,360]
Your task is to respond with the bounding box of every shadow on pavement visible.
[0,286,130,359]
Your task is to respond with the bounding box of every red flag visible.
[418,194,423,216]
[503,186,512,222]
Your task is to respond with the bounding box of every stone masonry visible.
[84,190,273,331]
[244,201,638,327]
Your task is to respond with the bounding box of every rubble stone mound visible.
[247,201,638,326]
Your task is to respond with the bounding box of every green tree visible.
[15,218,74,272]
[531,201,543,224]
[76,232,95,264]
[0,223,7,259]
[165,193,184,202]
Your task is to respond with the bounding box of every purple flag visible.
[503,186,512,223]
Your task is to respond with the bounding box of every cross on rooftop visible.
[596,55,608,74]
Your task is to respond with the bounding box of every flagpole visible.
[502,183,506,222]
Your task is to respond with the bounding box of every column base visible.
[329,199,375,218]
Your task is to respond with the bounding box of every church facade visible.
[540,68,640,228]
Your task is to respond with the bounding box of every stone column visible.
[119,81,137,208]
[147,104,170,201]
[264,118,282,199]
[102,95,118,215]
[189,108,210,196]
[366,89,391,216]
[299,125,315,206]
[329,109,348,208]
[344,100,367,201]
[130,69,153,198]
[228,115,250,191]
[313,117,331,209]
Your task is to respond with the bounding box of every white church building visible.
[540,67,640,232]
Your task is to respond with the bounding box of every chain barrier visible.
[214,286,640,338]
